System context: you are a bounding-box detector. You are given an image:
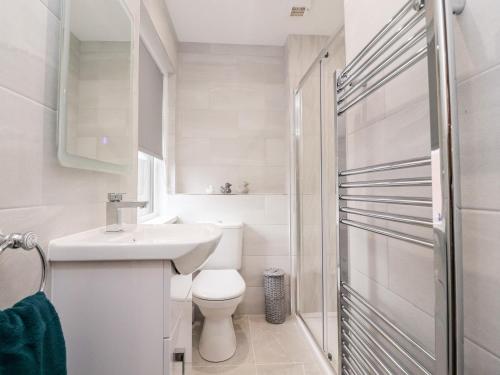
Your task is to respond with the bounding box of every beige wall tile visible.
[457,66,500,210]
[175,43,287,194]
[243,225,290,256]
[0,0,60,109]
[241,255,290,287]
[464,338,500,375]
[453,0,500,82]
[462,209,500,358]
[0,1,134,307]
[238,286,265,315]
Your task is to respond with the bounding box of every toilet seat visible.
[192,270,245,301]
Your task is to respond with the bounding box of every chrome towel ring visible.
[0,232,47,292]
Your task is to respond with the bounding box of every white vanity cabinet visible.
[51,260,192,375]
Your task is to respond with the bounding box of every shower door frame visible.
[293,53,337,366]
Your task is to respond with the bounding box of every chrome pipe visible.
[334,70,349,373]
[341,219,433,248]
[340,207,433,227]
[343,354,363,375]
[342,303,432,375]
[338,46,428,115]
[340,156,430,176]
[344,351,369,375]
[343,342,378,375]
[342,318,412,375]
[343,337,384,375]
[343,330,393,375]
[338,27,426,102]
[426,0,464,372]
[340,176,431,188]
[340,0,415,78]
[342,283,436,362]
[339,12,425,93]
[339,195,432,206]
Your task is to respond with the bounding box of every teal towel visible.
[0,292,66,375]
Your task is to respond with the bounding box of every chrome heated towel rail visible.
[334,0,464,374]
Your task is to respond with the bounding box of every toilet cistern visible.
[106,193,147,232]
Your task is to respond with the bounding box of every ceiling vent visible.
[289,0,311,16]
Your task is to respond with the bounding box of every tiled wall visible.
[454,1,500,372]
[172,42,291,315]
[0,0,139,308]
[344,0,500,372]
[175,43,288,194]
[164,194,290,315]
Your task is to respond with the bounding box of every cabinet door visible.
[164,320,186,375]
[52,261,165,375]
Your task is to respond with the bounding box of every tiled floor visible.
[187,315,328,375]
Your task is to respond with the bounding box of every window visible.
[137,151,168,222]
[137,151,155,219]
[137,38,169,222]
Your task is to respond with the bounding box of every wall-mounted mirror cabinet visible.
[58,0,134,174]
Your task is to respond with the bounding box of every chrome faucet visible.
[106,193,147,232]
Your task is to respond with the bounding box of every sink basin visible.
[48,224,222,274]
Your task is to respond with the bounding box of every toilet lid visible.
[192,270,246,301]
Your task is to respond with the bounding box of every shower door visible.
[294,57,339,366]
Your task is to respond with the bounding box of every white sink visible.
[48,224,222,274]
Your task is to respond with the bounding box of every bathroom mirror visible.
[57,0,134,174]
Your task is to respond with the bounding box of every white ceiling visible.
[70,0,131,42]
[164,0,344,46]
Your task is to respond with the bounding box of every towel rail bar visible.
[343,336,386,375]
[343,354,363,375]
[341,219,433,248]
[343,329,393,375]
[344,352,368,375]
[340,0,416,78]
[342,283,435,361]
[340,207,433,227]
[340,157,431,176]
[339,17,426,93]
[343,343,378,375]
[338,46,427,114]
[343,318,412,375]
[340,177,431,188]
[340,195,432,206]
[339,29,426,103]
[342,306,432,375]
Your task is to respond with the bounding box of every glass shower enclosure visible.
[292,36,345,368]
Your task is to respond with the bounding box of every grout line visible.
[457,60,500,86]
[248,315,258,367]
[39,1,60,20]
[0,85,57,114]
[460,206,500,214]
[464,336,500,362]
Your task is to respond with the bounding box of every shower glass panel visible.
[293,36,345,367]
[296,61,324,349]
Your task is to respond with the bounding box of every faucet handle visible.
[108,193,125,202]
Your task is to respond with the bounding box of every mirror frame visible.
[57,0,135,174]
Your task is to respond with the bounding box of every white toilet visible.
[192,222,246,362]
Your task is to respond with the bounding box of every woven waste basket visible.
[263,268,286,324]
